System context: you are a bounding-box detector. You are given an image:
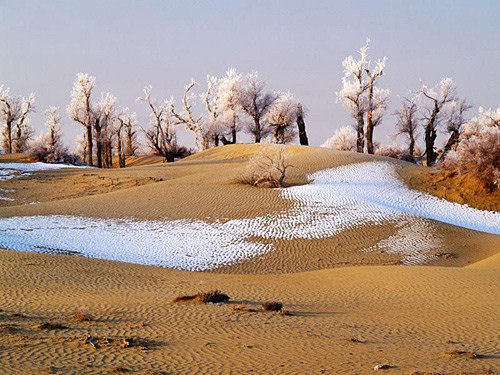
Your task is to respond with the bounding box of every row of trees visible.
[333,39,495,169]
[137,69,309,162]
[0,70,310,167]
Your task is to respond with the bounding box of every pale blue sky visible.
[1,0,499,148]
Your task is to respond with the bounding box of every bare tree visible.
[440,98,472,161]
[67,73,96,166]
[138,85,180,162]
[125,113,139,156]
[171,80,206,150]
[420,78,457,166]
[394,97,419,161]
[0,86,36,153]
[238,72,277,143]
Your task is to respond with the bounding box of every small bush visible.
[444,349,481,358]
[262,301,283,312]
[375,144,415,162]
[238,146,293,188]
[35,322,67,330]
[173,290,230,304]
[73,309,94,322]
[441,119,500,191]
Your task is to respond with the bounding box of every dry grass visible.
[262,301,283,312]
[231,305,258,313]
[73,309,94,322]
[444,349,481,358]
[347,337,366,343]
[173,290,230,304]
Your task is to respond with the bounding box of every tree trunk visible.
[253,117,261,143]
[365,114,374,154]
[117,140,124,168]
[126,129,132,156]
[164,152,174,163]
[365,85,375,154]
[94,119,103,168]
[439,130,460,162]
[356,113,365,153]
[231,112,237,143]
[409,135,415,161]
[6,121,12,153]
[425,106,439,166]
[296,114,309,145]
[425,126,438,166]
[86,125,93,166]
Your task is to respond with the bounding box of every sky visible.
[1,0,499,149]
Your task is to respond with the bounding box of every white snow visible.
[0,162,88,181]
[0,162,88,200]
[0,161,498,270]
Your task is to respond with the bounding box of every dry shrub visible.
[34,322,67,330]
[231,305,258,313]
[441,125,500,191]
[375,144,416,162]
[238,146,293,188]
[173,290,230,304]
[73,309,94,322]
[444,349,481,358]
[262,301,283,312]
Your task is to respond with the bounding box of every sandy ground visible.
[0,145,499,374]
[0,249,498,375]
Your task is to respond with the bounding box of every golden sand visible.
[0,144,498,374]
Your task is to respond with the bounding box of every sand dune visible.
[0,144,498,374]
[0,249,498,374]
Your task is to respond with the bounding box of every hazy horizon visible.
[1,0,499,150]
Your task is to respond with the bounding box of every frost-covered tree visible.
[420,78,457,166]
[441,107,500,191]
[336,39,388,153]
[30,106,73,163]
[321,126,357,151]
[216,69,243,144]
[171,80,206,150]
[115,107,135,168]
[440,98,472,161]
[95,92,118,168]
[264,92,299,144]
[394,97,419,161]
[0,86,35,153]
[138,85,181,162]
[238,72,277,143]
[125,112,139,156]
[67,73,96,165]
[201,74,226,147]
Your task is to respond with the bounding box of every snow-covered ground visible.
[0,162,87,201]
[0,162,498,270]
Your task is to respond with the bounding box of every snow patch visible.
[0,162,498,270]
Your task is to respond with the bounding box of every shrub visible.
[262,301,283,312]
[375,144,415,162]
[238,146,293,188]
[73,309,94,322]
[321,126,357,151]
[441,108,500,191]
[173,290,230,304]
